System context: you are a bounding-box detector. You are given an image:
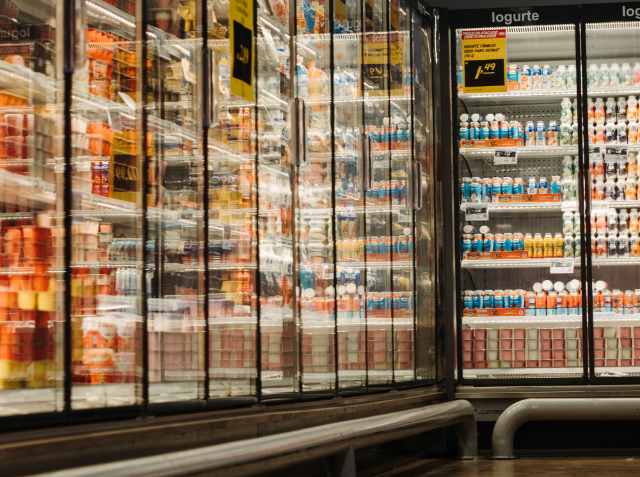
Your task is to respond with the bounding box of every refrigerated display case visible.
[451,7,590,384]
[0,0,440,423]
[582,2,640,382]
[0,0,64,416]
[295,0,437,392]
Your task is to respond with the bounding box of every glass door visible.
[412,0,436,383]
[256,0,297,397]
[296,0,336,393]
[70,0,144,410]
[206,0,259,399]
[332,0,367,391]
[144,1,205,404]
[582,2,640,381]
[452,7,588,383]
[0,0,64,416]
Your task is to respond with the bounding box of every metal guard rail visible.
[492,398,640,458]
[37,400,477,477]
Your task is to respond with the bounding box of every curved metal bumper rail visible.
[35,400,477,477]
[492,398,640,459]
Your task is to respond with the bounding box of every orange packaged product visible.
[10,275,32,292]
[82,316,116,350]
[23,242,50,259]
[22,226,51,243]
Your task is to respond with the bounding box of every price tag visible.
[589,145,602,163]
[561,201,576,211]
[550,259,575,274]
[465,205,488,221]
[461,30,507,94]
[494,148,518,165]
[107,110,123,134]
[592,200,609,212]
[604,145,628,164]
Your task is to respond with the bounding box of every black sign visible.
[464,58,505,88]
[232,20,252,84]
[450,5,579,29]
[582,3,640,24]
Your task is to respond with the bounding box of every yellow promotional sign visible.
[229,0,254,102]
[363,32,404,97]
[461,29,507,93]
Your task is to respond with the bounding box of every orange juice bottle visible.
[553,233,564,258]
[523,233,533,257]
[533,233,544,258]
[543,233,554,258]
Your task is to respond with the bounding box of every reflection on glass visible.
[455,23,584,378]
[412,1,436,382]
[71,1,143,409]
[256,6,296,395]
[0,3,63,415]
[146,0,205,403]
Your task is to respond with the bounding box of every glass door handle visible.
[295,98,307,167]
[586,170,592,214]
[66,0,87,73]
[413,161,423,211]
[206,50,219,128]
[363,133,373,190]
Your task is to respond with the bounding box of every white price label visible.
[550,259,575,274]
[588,145,602,163]
[494,148,518,165]
[592,200,609,212]
[465,205,489,221]
[604,145,628,164]
[561,201,577,211]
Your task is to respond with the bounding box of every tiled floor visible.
[381,457,640,477]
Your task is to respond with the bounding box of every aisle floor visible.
[382,457,640,477]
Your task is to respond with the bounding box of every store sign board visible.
[582,3,640,24]
[550,259,574,274]
[451,6,579,29]
[465,205,489,221]
[461,29,507,93]
[494,148,517,164]
[229,0,254,102]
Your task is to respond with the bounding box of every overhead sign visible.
[461,29,507,94]
[229,0,254,102]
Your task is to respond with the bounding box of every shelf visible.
[462,257,640,268]
[464,313,640,326]
[71,261,141,268]
[300,205,411,216]
[464,368,583,377]
[587,86,640,96]
[458,90,576,101]
[462,258,580,269]
[593,199,640,209]
[460,202,562,213]
[459,146,578,157]
[337,260,413,268]
[463,315,583,325]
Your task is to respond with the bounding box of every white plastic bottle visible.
[600,64,610,87]
[610,63,621,86]
[556,65,566,89]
